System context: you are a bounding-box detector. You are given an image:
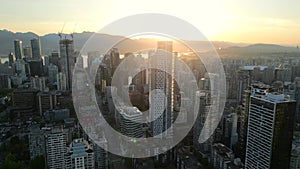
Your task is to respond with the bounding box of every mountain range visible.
[0,29,298,57]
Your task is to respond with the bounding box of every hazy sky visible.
[1,0,299,44]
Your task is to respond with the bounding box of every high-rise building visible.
[23,46,32,58]
[31,76,46,91]
[93,136,108,169]
[45,127,68,169]
[57,72,67,91]
[245,92,296,169]
[14,39,23,60]
[31,38,42,60]
[193,91,212,154]
[48,63,58,84]
[59,37,75,90]
[28,59,44,77]
[29,125,45,160]
[149,41,174,138]
[118,106,144,138]
[49,51,60,68]
[37,91,57,116]
[110,48,120,75]
[8,52,15,66]
[64,138,94,169]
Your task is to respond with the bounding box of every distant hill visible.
[0,29,298,57]
[220,43,299,54]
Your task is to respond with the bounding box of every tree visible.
[0,154,22,169]
[29,156,45,169]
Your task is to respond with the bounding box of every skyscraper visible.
[57,72,67,91]
[48,63,58,84]
[110,48,120,75]
[31,38,42,60]
[59,37,75,90]
[8,52,15,66]
[14,39,23,60]
[23,46,32,58]
[245,92,296,169]
[149,41,174,138]
[119,106,144,138]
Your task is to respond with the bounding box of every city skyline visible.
[1,0,300,44]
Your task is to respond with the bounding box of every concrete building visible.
[57,72,67,91]
[44,109,70,121]
[118,106,143,138]
[64,138,94,169]
[245,92,296,169]
[48,63,58,84]
[23,46,32,58]
[37,91,57,116]
[29,125,45,160]
[45,127,68,169]
[211,143,243,169]
[31,76,46,91]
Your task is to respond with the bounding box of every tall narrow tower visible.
[149,41,174,138]
[14,39,23,60]
[59,35,75,91]
[31,38,42,60]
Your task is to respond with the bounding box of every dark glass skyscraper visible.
[31,38,42,60]
[245,93,296,169]
[14,39,23,60]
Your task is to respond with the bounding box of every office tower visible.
[29,126,45,160]
[93,136,108,169]
[31,38,42,60]
[48,63,58,84]
[64,138,94,169]
[57,72,67,91]
[59,37,75,90]
[223,112,238,149]
[14,39,23,60]
[15,59,27,79]
[193,91,212,154]
[49,51,60,68]
[45,127,68,169]
[44,55,50,67]
[119,106,143,138]
[12,89,39,107]
[31,76,46,91]
[236,88,251,162]
[28,59,43,76]
[245,92,296,169]
[37,91,57,116]
[8,52,15,66]
[149,41,174,138]
[110,48,120,75]
[23,46,32,58]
